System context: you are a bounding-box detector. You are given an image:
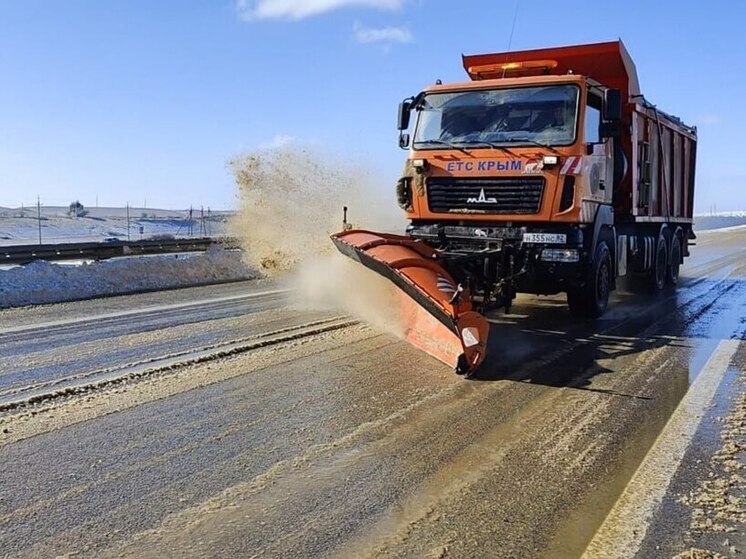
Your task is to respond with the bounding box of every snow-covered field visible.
[0,205,256,308]
[0,206,232,246]
[694,213,746,231]
[0,248,254,308]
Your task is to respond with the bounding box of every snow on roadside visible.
[0,248,255,308]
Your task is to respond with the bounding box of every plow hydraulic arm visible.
[331,230,489,375]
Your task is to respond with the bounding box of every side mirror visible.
[603,88,622,121]
[600,121,621,139]
[399,132,410,149]
[397,99,412,131]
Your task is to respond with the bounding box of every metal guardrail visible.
[0,237,240,265]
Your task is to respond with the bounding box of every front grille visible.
[426,177,545,214]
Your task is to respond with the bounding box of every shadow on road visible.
[471,277,746,396]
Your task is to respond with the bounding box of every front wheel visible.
[567,241,612,319]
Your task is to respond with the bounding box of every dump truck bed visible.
[625,100,697,223]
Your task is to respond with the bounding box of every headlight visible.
[542,155,559,167]
[541,248,580,263]
[396,177,413,212]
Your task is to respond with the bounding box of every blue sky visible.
[0,0,743,211]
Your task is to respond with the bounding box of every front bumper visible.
[407,222,588,294]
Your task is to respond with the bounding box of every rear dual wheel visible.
[650,236,668,291]
[650,233,681,291]
[667,234,681,286]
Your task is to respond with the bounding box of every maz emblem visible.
[467,188,497,204]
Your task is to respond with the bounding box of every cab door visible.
[584,90,613,205]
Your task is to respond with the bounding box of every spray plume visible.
[229,146,407,336]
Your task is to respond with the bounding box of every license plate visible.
[522,233,567,244]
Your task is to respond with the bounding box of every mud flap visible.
[331,230,489,374]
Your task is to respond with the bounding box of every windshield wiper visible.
[457,140,501,149]
[413,139,470,154]
[457,140,518,156]
[504,137,561,154]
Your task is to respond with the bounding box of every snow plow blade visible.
[330,230,489,375]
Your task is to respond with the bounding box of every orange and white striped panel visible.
[560,156,583,175]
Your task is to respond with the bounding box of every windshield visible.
[413,84,579,148]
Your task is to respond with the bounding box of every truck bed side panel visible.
[627,105,696,223]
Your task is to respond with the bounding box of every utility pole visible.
[37,195,42,245]
[200,206,205,237]
[188,206,193,237]
[126,203,131,241]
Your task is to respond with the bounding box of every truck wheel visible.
[667,234,681,286]
[650,236,668,291]
[567,241,612,318]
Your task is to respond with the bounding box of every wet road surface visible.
[0,229,745,558]
[0,281,347,405]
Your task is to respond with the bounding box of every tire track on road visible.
[0,316,358,413]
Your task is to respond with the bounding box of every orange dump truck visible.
[332,41,697,375]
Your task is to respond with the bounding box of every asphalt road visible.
[0,228,745,558]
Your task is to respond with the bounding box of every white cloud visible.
[259,134,298,149]
[236,0,405,21]
[696,114,721,125]
[353,20,413,44]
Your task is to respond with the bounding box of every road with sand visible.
[1,228,745,558]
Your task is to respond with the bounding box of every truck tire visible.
[650,236,668,291]
[567,241,612,318]
[667,234,681,286]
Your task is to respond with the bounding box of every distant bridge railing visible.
[0,237,241,265]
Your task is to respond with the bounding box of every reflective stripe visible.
[560,156,583,175]
[436,274,456,294]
